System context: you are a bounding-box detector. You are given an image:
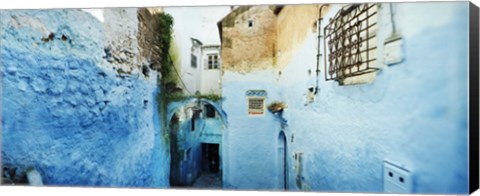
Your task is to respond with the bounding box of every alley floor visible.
[191,173,222,189]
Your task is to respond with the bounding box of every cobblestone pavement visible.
[191,173,222,189]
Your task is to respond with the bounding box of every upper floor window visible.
[324,4,379,82]
[207,54,219,69]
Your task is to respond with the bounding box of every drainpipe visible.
[315,4,328,95]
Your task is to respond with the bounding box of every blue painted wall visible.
[221,2,469,194]
[221,76,284,190]
[176,108,204,185]
[200,118,224,144]
[1,9,169,187]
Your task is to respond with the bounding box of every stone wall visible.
[137,8,164,71]
[1,8,170,187]
[101,9,142,74]
[219,5,328,73]
[219,6,277,73]
[275,5,323,70]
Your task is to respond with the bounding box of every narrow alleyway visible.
[191,173,222,189]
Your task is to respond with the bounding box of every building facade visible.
[218,2,469,194]
[165,6,230,96]
[189,41,222,95]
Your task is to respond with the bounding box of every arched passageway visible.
[167,98,227,188]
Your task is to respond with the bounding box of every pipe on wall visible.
[315,4,328,95]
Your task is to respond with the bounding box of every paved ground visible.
[191,173,222,189]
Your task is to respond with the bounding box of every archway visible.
[166,98,227,188]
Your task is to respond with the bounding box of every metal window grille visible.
[246,90,267,116]
[247,98,265,116]
[324,4,379,81]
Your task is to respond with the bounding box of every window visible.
[191,54,197,68]
[324,4,379,82]
[248,98,265,116]
[246,90,267,116]
[205,105,216,118]
[207,54,219,69]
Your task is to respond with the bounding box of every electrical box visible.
[383,35,404,65]
[383,161,413,193]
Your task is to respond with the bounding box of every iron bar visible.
[324,3,379,81]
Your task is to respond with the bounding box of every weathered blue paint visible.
[1,9,169,187]
[167,98,228,126]
[221,2,469,194]
[200,119,224,144]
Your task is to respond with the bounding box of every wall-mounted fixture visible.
[384,35,404,65]
[305,87,315,105]
[314,4,328,95]
[383,161,413,193]
[383,3,404,65]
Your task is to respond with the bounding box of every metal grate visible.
[324,4,379,81]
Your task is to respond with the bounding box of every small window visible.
[205,105,216,118]
[191,54,197,68]
[248,20,253,27]
[207,54,219,69]
[247,97,265,116]
[246,90,267,116]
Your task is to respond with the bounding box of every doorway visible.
[201,143,220,173]
[192,143,222,189]
[278,132,287,190]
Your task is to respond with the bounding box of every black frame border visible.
[470,2,479,194]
